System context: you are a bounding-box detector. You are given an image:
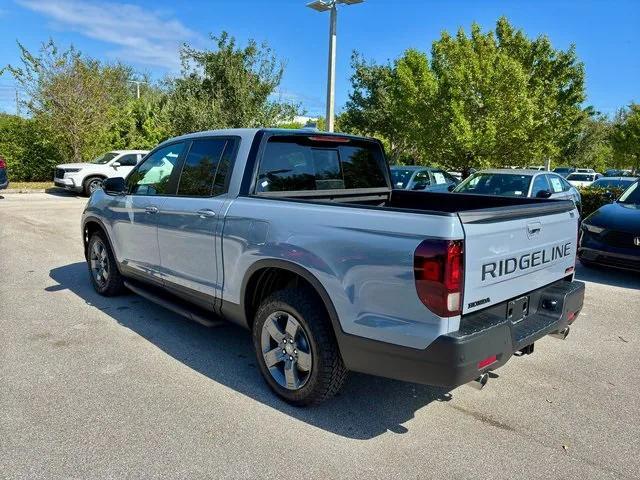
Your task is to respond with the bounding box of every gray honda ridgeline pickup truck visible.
[82,129,585,405]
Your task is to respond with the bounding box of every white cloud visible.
[16,0,202,69]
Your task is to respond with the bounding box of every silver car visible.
[454,169,582,212]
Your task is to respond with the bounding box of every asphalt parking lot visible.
[1,192,639,479]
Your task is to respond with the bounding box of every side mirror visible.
[536,190,552,199]
[112,161,121,168]
[103,177,126,195]
[447,184,456,192]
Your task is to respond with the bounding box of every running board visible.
[124,280,224,328]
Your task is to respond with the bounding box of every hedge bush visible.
[0,114,63,181]
[579,185,626,218]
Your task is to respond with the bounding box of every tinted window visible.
[128,143,185,195]
[177,139,227,197]
[531,174,550,196]
[117,154,138,166]
[567,173,595,181]
[592,178,635,189]
[256,135,387,193]
[454,173,532,197]
[212,141,236,196]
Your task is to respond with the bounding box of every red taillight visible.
[478,355,497,369]
[307,135,351,143]
[0,157,6,169]
[414,239,464,317]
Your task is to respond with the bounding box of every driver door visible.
[109,142,186,284]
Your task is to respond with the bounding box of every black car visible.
[0,155,8,190]
[578,180,640,271]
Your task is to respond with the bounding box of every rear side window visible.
[177,139,227,197]
[255,135,387,193]
[117,154,138,166]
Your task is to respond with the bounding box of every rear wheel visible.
[252,288,347,406]
[83,176,104,196]
[87,232,125,296]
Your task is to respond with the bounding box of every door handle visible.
[196,208,216,218]
[145,205,159,214]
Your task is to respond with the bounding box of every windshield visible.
[390,168,418,189]
[618,182,640,204]
[91,152,119,164]
[454,172,532,197]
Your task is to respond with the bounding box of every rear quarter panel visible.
[222,197,465,349]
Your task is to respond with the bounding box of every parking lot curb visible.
[1,189,47,194]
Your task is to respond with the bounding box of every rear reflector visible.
[478,355,497,369]
[414,239,464,317]
[567,311,575,322]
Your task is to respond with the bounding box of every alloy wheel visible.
[90,239,109,288]
[260,311,313,390]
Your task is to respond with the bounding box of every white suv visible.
[54,150,149,196]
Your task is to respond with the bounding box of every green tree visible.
[610,103,640,173]
[564,113,613,172]
[4,40,134,162]
[164,32,301,135]
[343,18,587,172]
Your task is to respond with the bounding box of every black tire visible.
[87,231,126,296]
[252,288,347,406]
[83,176,104,196]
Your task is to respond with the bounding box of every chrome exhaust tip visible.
[549,326,570,340]
[467,373,489,390]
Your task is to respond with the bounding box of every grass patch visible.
[7,182,54,190]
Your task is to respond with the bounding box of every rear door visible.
[156,136,238,305]
[460,203,578,315]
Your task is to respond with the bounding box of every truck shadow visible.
[48,262,453,440]
[574,262,640,289]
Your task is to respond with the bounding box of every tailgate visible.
[459,201,578,315]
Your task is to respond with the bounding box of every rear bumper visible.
[339,279,585,388]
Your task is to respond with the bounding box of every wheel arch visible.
[240,259,344,338]
[82,216,118,266]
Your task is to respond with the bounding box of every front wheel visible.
[84,176,104,196]
[252,288,347,406]
[87,232,125,296]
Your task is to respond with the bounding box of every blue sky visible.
[0,0,638,117]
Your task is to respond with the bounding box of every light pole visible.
[307,0,364,132]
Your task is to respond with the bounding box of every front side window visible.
[531,174,550,196]
[177,139,228,197]
[128,143,185,195]
[255,135,387,193]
